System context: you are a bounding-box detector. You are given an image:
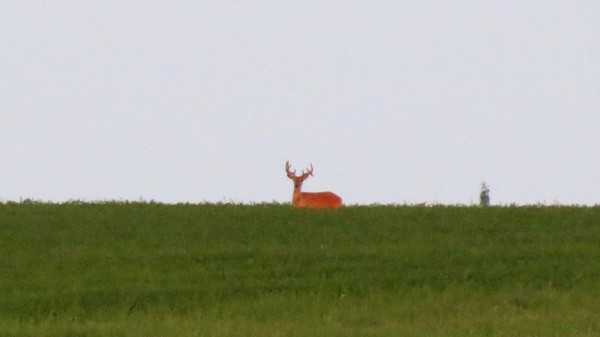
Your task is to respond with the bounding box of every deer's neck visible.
[292,186,304,204]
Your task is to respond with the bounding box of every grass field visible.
[1,202,600,336]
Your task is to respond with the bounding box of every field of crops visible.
[1,202,599,336]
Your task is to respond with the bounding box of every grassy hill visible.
[1,202,599,336]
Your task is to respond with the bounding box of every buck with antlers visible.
[285,161,342,208]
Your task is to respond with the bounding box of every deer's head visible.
[285,160,313,191]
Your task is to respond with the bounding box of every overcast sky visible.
[2,2,599,205]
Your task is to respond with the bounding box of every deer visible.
[285,161,342,208]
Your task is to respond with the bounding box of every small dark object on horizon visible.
[480,182,490,207]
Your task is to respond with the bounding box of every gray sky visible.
[2,1,599,205]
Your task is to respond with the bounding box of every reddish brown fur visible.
[286,161,342,208]
[293,191,342,208]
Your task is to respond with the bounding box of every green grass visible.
[1,202,600,336]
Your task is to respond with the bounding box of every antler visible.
[302,163,314,178]
[286,161,313,179]
[285,160,297,178]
